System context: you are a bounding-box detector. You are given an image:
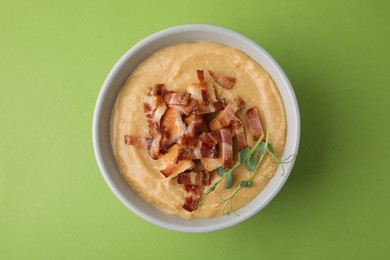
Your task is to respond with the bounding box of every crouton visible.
[161,107,186,145]
[200,157,223,172]
[187,83,202,101]
[160,144,195,178]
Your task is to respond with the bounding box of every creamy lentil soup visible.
[111,42,286,219]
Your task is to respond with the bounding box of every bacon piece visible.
[180,114,205,146]
[208,70,236,89]
[209,104,235,130]
[163,91,191,106]
[177,171,210,212]
[198,130,221,148]
[143,103,154,126]
[175,142,218,162]
[232,120,247,151]
[195,99,226,114]
[184,114,209,133]
[149,131,163,159]
[146,122,169,155]
[246,107,264,141]
[182,187,201,212]
[142,87,169,154]
[152,103,167,124]
[198,133,216,148]
[186,136,201,148]
[174,147,200,161]
[185,114,203,136]
[147,122,161,138]
[152,84,165,110]
[144,85,167,126]
[196,70,209,104]
[199,130,223,171]
[139,100,169,156]
[177,171,211,187]
[144,100,168,153]
[220,128,233,168]
[170,98,197,116]
[124,135,153,150]
[159,128,169,154]
[209,97,245,131]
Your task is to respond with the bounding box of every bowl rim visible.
[93,24,300,232]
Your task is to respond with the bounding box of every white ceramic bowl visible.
[93,24,300,232]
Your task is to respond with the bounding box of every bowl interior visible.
[93,24,300,232]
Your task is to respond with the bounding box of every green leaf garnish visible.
[225,174,233,189]
[240,180,252,187]
[217,167,227,176]
[244,153,258,172]
[239,147,251,163]
[256,141,267,155]
[267,143,274,155]
[207,185,215,192]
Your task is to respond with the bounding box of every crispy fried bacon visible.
[149,130,163,159]
[147,122,160,138]
[177,171,210,212]
[220,128,233,168]
[143,103,154,126]
[170,98,197,116]
[232,120,247,151]
[209,97,245,131]
[180,113,204,146]
[149,123,169,157]
[145,84,167,126]
[177,171,211,187]
[182,187,201,212]
[124,69,271,213]
[175,143,218,162]
[196,70,209,104]
[144,86,168,150]
[163,91,191,106]
[195,99,226,114]
[152,83,165,110]
[152,103,167,124]
[198,130,221,148]
[185,114,204,137]
[140,100,168,157]
[208,70,236,89]
[124,135,153,150]
[160,129,169,154]
[246,107,264,141]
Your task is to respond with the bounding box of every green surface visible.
[1,0,389,259]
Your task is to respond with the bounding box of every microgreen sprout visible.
[200,127,296,214]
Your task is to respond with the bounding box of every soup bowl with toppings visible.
[93,24,300,232]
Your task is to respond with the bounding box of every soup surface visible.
[111,42,286,219]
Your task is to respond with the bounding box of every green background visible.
[1,0,389,259]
